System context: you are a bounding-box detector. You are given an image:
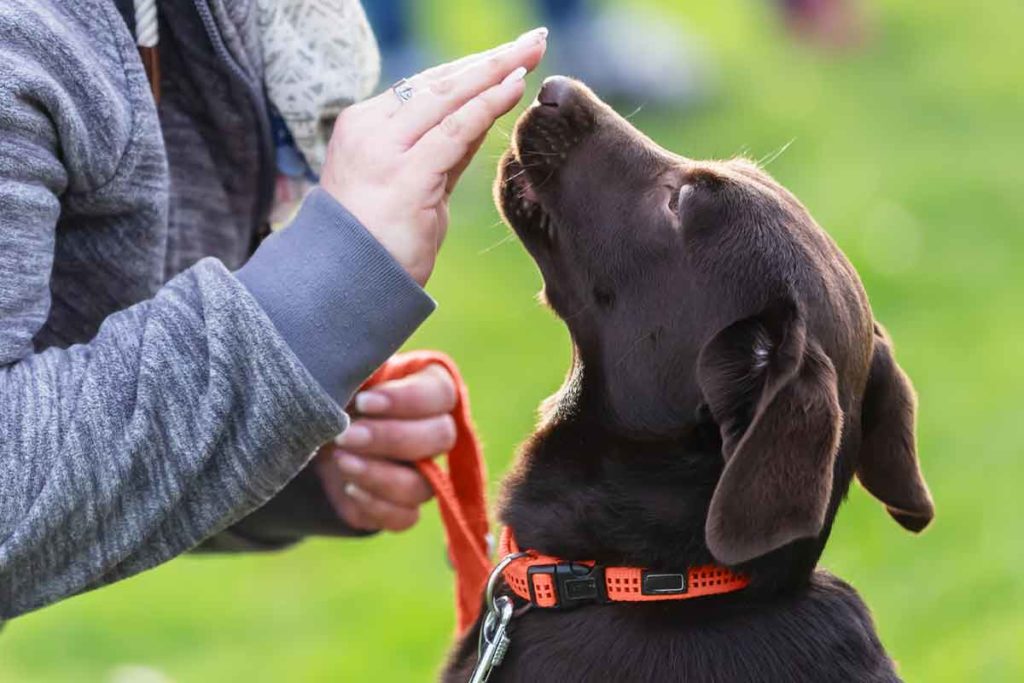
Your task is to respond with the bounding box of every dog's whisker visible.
[504,168,531,183]
[623,103,647,121]
[478,231,517,255]
[533,168,557,192]
[757,139,796,168]
[561,302,593,322]
[613,330,652,367]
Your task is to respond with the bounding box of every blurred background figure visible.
[363,0,715,106]
[780,0,866,48]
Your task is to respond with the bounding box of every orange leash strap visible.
[362,352,492,634]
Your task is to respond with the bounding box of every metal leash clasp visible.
[468,551,529,683]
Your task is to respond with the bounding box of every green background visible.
[2,0,1021,680]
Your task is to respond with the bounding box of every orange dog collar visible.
[499,527,749,609]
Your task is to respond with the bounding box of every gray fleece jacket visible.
[0,0,435,619]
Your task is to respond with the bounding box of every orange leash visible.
[362,352,492,634]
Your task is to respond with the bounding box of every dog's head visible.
[497,77,933,566]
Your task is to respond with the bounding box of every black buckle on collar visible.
[527,562,609,608]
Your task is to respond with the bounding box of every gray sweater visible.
[0,0,434,619]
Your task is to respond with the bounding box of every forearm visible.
[235,188,435,404]
[0,260,347,618]
[0,184,439,613]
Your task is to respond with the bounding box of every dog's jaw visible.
[496,152,556,244]
[495,89,598,246]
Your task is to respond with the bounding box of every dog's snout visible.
[538,75,576,109]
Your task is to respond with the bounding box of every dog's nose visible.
[537,76,575,108]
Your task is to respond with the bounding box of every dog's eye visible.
[666,186,680,213]
[666,185,692,215]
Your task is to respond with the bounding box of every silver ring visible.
[391,78,415,104]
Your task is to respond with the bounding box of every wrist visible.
[319,183,435,286]
[236,188,436,403]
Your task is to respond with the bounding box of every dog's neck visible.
[499,357,823,596]
[500,358,721,571]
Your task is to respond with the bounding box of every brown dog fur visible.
[441,77,933,683]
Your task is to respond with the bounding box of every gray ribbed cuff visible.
[236,188,435,404]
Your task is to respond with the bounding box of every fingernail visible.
[355,390,390,415]
[335,424,371,448]
[517,26,548,44]
[335,452,367,475]
[344,482,371,503]
[502,66,528,87]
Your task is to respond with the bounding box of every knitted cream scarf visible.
[255,0,381,173]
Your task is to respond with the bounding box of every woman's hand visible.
[319,28,548,285]
[313,361,458,532]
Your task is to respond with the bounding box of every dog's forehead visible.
[684,158,786,198]
[674,166,838,311]
[686,161,825,261]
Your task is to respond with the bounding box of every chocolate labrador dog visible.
[442,77,934,682]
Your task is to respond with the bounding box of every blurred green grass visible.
[2,0,1022,680]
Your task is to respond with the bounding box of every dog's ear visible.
[854,323,934,532]
[697,296,842,565]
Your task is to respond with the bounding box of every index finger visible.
[390,28,547,147]
[415,29,542,82]
[354,364,458,419]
